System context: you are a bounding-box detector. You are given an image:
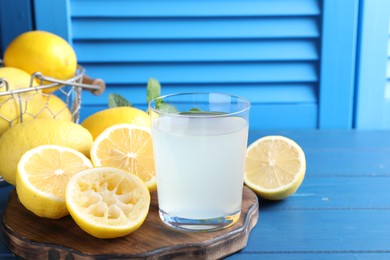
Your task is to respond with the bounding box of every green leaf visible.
[108,93,133,108]
[146,78,180,113]
[146,78,161,103]
[156,102,179,113]
[189,107,202,112]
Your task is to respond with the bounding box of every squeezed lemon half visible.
[65,167,150,238]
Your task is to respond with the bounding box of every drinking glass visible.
[149,92,250,232]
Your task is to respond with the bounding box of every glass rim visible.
[148,92,251,118]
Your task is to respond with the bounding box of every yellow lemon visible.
[244,135,306,200]
[90,124,156,191]
[16,145,93,219]
[0,67,42,135]
[66,167,150,239]
[0,118,93,185]
[3,30,77,93]
[36,94,72,121]
[81,106,151,140]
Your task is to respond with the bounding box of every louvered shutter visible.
[385,20,390,126]
[31,0,358,130]
[0,0,33,57]
[354,0,390,129]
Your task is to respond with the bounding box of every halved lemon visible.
[90,124,156,191]
[244,135,306,200]
[65,167,150,239]
[16,145,93,219]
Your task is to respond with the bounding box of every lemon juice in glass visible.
[149,92,250,231]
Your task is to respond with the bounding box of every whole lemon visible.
[3,30,77,93]
[36,94,72,121]
[0,67,42,135]
[81,106,151,139]
[0,118,93,185]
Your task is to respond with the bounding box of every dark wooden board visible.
[1,186,258,259]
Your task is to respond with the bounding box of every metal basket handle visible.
[32,70,105,96]
[82,75,106,95]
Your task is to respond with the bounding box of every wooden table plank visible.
[228,253,390,259]
[249,130,390,149]
[259,176,390,209]
[241,210,390,252]
[306,149,390,176]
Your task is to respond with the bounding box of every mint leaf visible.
[108,93,133,108]
[146,78,161,103]
[189,107,202,112]
[157,102,178,113]
[146,78,180,113]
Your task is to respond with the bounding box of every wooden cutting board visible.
[1,186,258,259]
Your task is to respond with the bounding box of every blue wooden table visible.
[1,130,390,259]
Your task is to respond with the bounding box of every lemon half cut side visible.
[0,118,93,186]
[65,167,151,239]
[90,124,156,191]
[244,135,306,200]
[16,144,93,219]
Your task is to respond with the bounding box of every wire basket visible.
[0,63,105,127]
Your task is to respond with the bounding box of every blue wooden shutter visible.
[387,25,390,126]
[32,0,358,130]
[319,0,359,128]
[354,0,390,129]
[0,0,33,57]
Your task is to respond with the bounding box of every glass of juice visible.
[148,92,250,232]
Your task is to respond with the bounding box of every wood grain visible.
[1,186,258,259]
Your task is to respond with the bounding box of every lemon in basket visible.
[36,94,72,121]
[3,30,77,93]
[0,67,42,135]
[0,118,93,185]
